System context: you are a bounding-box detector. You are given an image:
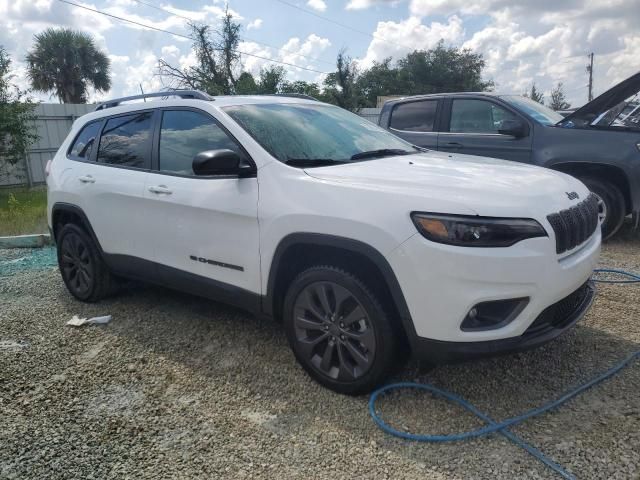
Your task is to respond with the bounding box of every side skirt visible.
[103,254,262,316]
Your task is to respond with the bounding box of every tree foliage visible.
[157,17,494,111]
[549,82,571,111]
[157,10,241,95]
[0,47,37,169]
[26,28,110,103]
[523,83,545,105]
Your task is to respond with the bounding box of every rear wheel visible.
[579,177,625,240]
[283,266,397,395]
[56,223,118,302]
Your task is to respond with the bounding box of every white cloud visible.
[346,0,398,10]
[307,0,327,12]
[358,15,464,68]
[355,0,640,106]
[247,18,263,30]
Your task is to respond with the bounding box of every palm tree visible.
[26,28,111,103]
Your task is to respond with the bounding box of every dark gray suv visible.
[379,72,640,239]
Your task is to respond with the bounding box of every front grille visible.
[525,282,593,335]
[547,193,599,254]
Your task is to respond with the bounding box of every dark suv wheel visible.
[283,265,397,395]
[56,223,117,302]
[580,177,625,240]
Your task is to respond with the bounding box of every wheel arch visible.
[264,233,417,348]
[51,203,104,253]
[550,162,632,215]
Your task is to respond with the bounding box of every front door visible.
[143,108,260,296]
[438,98,532,162]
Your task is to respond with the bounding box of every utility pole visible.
[587,52,594,102]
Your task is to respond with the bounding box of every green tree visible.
[235,72,257,94]
[280,80,321,98]
[523,83,545,104]
[256,65,287,94]
[322,50,362,111]
[395,42,493,96]
[0,47,37,168]
[157,9,241,95]
[549,82,571,111]
[26,28,110,103]
[355,58,401,107]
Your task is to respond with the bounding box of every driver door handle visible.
[445,142,463,149]
[78,175,95,184]
[148,185,173,195]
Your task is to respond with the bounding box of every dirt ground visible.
[1,223,639,479]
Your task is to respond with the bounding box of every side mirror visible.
[498,119,527,138]
[192,149,241,176]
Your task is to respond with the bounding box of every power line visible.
[272,0,420,53]
[130,0,335,67]
[57,0,330,74]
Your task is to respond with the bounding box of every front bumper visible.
[411,281,595,363]
[387,226,601,359]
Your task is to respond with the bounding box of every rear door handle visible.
[78,175,95,184]
[445,142,463,149]
[148,185,173,195]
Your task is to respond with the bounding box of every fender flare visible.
[264,233,419,346]
[51,203,104,253]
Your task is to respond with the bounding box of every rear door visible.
[387,99,440,149]
[438,97,532,162]
[69,110,154,265]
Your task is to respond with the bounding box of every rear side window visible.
[68,121,101,160]
[390,100,438,132]
[97,112,153,168]
[159,110,244,176]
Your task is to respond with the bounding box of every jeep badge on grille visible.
[566,191,579,200]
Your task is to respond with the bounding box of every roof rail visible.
[265,93,318,101]
[94,90,214,111]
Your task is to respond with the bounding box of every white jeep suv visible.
[47,91,601,394]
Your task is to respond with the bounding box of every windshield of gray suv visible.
[223,103,420,167]
[500,95,564,125]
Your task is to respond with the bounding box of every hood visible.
[558,71,640,128]
[304,151,588,218]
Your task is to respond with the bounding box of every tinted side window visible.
[450,99,517,134]
[68,121,101,160]
[159,110,244,175]
[390,100,438,132]
[97,112,153,168]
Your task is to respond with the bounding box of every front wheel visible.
[283,266,398,395]
[579,177,625,240]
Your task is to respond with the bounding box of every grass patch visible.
[0,187,48,236]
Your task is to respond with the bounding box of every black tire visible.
[579,177,625,240]
[56,223,118,302]
[283,265,397,395]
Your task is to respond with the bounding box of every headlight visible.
[411,212,547,247]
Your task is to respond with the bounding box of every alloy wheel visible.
[60,232,94,297]
[293,281,376,381]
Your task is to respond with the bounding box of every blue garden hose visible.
[369,269,639,479]
[592,268,640,283]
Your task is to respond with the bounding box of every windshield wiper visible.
[350,148,414,160]
[285,158,348,168]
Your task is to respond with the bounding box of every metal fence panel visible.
[358,107,381,124]
[1,103,95,187]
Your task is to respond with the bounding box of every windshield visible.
[500,95,564,125]
[223,103,419,166]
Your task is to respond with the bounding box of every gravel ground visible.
[1,223,639,480]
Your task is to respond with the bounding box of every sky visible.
[1,0,639,107]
